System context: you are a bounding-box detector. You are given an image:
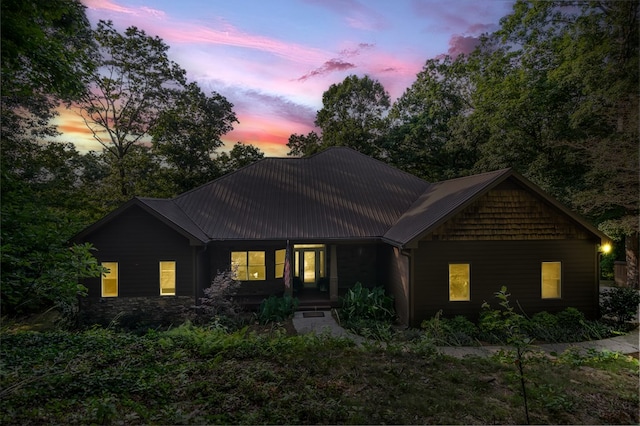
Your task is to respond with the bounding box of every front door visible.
[294,244,325,289]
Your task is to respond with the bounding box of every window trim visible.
[159,261,176,296]
[541,261,562,299]
[101,262,118,297]
[231,250,266,281]
[448,262,471,302]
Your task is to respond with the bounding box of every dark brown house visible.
[74,147,611,327]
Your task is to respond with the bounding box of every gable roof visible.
[173,147,429,240]
[383,168,610,248]
[73,197,209,245]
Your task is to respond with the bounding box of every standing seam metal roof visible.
[173,147,430,240]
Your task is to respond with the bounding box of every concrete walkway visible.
[292,310,639,358]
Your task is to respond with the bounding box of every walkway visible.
[292,310,639,358]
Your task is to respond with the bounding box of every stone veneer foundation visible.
[79,296,195,328]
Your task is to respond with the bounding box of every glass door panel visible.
[303,251,316,284]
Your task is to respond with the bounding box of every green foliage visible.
[258,295,299,324]
[340,282,395,341]
[600,287,640,325]
[340,282,394,323]
[482,287,533,424]
[0,327,636,425]
[314,75,390,157]
[1,0,95,102]
[421,312,479,346]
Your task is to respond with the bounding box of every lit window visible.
[541,262,561,299]
[231,251,265,281]
[160,261,176,295]
[449,263,470,301]
[275,249,285,279]
[101,262,118,297]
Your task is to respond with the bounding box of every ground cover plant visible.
[338,282,395,340]
[1,324,637,425]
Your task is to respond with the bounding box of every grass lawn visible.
[1,322,638,425]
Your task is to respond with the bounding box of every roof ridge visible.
[137,197,210,242]
[430,168,512,185]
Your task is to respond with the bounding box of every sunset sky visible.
[58,0,515,156]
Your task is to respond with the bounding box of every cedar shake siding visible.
[80,205,196,299]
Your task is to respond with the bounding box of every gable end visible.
[423,180,592,241]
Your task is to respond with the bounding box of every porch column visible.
[330,244,338,302]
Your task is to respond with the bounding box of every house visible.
[74,147,611,327]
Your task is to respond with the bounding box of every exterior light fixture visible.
[600,243,612,254]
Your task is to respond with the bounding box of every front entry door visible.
[294,245,325,289]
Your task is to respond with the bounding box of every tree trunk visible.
[626,232,639,289]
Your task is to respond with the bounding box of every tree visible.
[152,82,238,194]
[0,1,106,319]
[315,75,390,157]
[1,0,94,103]
[217,142,265,175]
[77,20,187,199]
[286,131,323,157]
[493,0,639,287]
[385,57,473,181]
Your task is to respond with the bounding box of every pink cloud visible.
[411,0,511,34]
[297,59,357,81]
[82,1,329,66]
[447,34,481,58]
[81,0,164,18]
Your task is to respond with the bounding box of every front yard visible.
[1,324,637,425]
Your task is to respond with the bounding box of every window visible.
[275,249,285,279]
[101,262,118,297]
[541,262,561,299]
[231,251,265,281]
[449,263,470,301]
[160,261,176,295]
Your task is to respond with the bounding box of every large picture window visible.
[101,262,118,297]
[231,251,265,281]
[159,261,176,295]
[449,263,470,301]
[541,262,561,299]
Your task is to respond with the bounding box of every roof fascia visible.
[400,169,512,248]
[402,169,611,248]
[73,198,206,246]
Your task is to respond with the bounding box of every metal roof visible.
[75,147,609,247]
[383,169,511,246]
[173,147,430,240]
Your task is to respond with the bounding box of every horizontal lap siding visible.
[83,206,195,298]
[412,240,598,325]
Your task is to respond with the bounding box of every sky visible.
[57,0,515,157]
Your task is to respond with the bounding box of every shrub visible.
[258,295,298,324]
[340,282,394,322]
[600,287,640,326]
[192,270,243,327]
[421,312,478,346]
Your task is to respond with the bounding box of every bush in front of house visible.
[339,282,395,340]
[600,286,640,328]
[191,270,244,329]
[258,295,299,324]
[421,304,621,346]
